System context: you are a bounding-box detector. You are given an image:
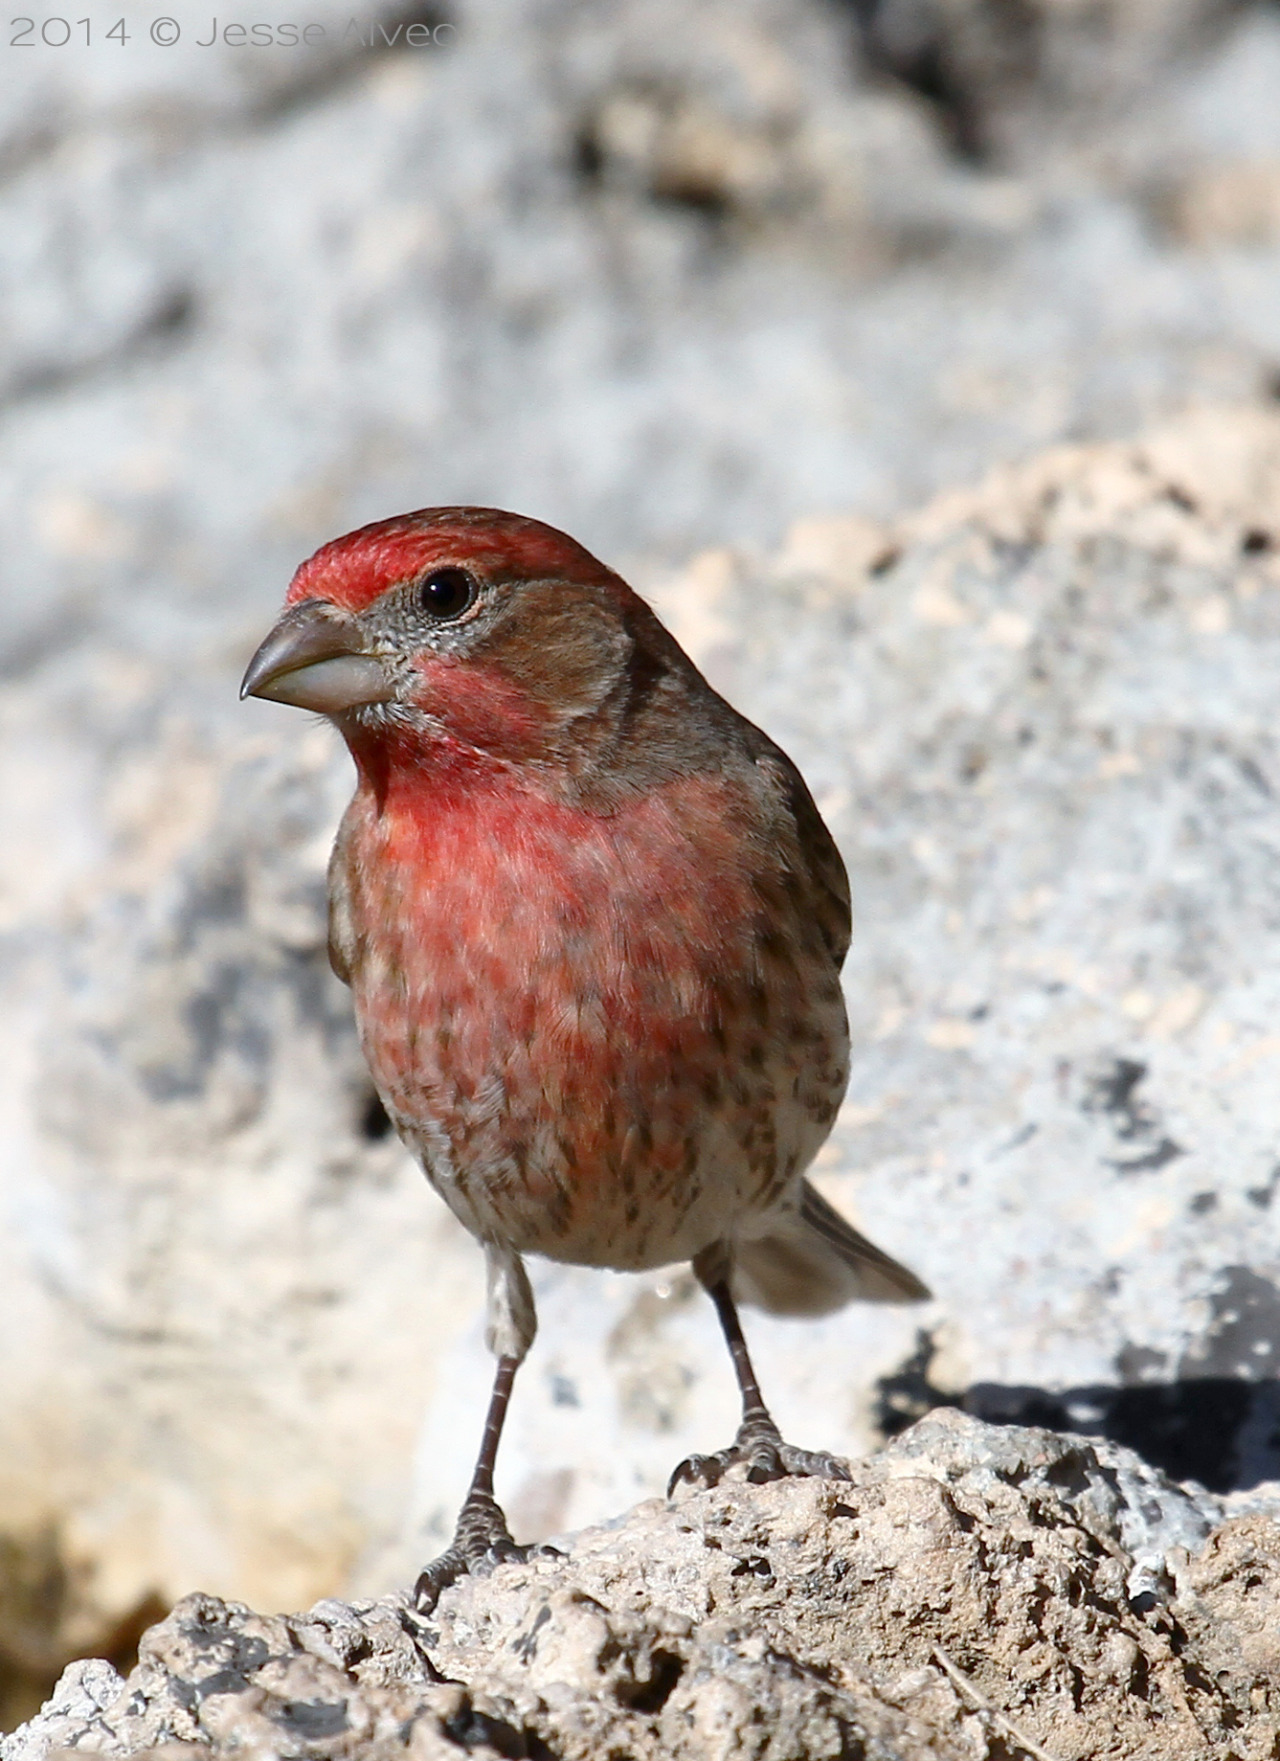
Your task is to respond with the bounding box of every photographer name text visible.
[9,15,454,48]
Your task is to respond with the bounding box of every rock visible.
[0,1662,126,1761]
[10,0,1280,1710]
[0,672,488,1714]
[11,0,1280,680]
[666,401,1280,1495]
[853,0,1244,159]
[5,1412,1279,1761]
[7,403,1280,1725]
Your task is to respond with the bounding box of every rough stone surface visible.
[9,0,1280,1723]
[8,0,1280,679]
[8,402,1280,1721]
[5,1412,1280,1761]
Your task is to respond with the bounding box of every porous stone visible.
[5,1413,1278,1761]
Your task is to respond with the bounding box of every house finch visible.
[242,508,928,1609]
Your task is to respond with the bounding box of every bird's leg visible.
[668,1248,851,1494]
[414,1244,545,1613]
[413,1352,525,1612]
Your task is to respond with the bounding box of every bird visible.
[241,507,929,1610]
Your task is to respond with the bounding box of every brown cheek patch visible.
[480,585,629,721]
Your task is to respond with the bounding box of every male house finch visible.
[242,508,928,1608]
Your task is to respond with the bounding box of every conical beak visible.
[240,599,397,714]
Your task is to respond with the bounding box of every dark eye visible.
[418,567,477,620]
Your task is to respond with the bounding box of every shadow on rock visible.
[877,1333,1280,1493]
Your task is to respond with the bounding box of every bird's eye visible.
[418,567,477,620]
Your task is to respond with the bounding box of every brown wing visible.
[752,749,852,970]
[326,817,357,987]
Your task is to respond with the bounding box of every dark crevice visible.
[1082,1058,1148,1133]
[841,0,1015,163]
[571,101,736,227]
[360,1090,394,1142]
[1079,1056,1187,1173]
[272,1697,350,1738]
[624,1648,686,1715]
[442,1699,554,1757]
[1246,1165,1280,1209]
[648,180,734,225]
[1108,1136,1184,1175]
[572,125,604,186]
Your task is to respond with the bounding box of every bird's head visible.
[241,508,678,780]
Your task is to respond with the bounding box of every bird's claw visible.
[667,1417,851,1496]
[770,1441,852,1480]
[413,1492,533,1614]
[668,1451,721,1494]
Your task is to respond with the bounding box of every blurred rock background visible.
[4,0,1280,1731]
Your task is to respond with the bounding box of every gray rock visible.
[9,0,1280,677]
[6,1411,1279,1761]
[0,1662,125,1761]
[9,0,1280,1709]
[854,0,1245,158]
[4,404,1280,1721]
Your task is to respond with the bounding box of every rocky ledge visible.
[6,1411,1278,1761]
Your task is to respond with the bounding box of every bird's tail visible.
[732,1180,930,1316]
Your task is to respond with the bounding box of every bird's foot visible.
[667,1411,851,1495]
[412,1492,534,1614]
